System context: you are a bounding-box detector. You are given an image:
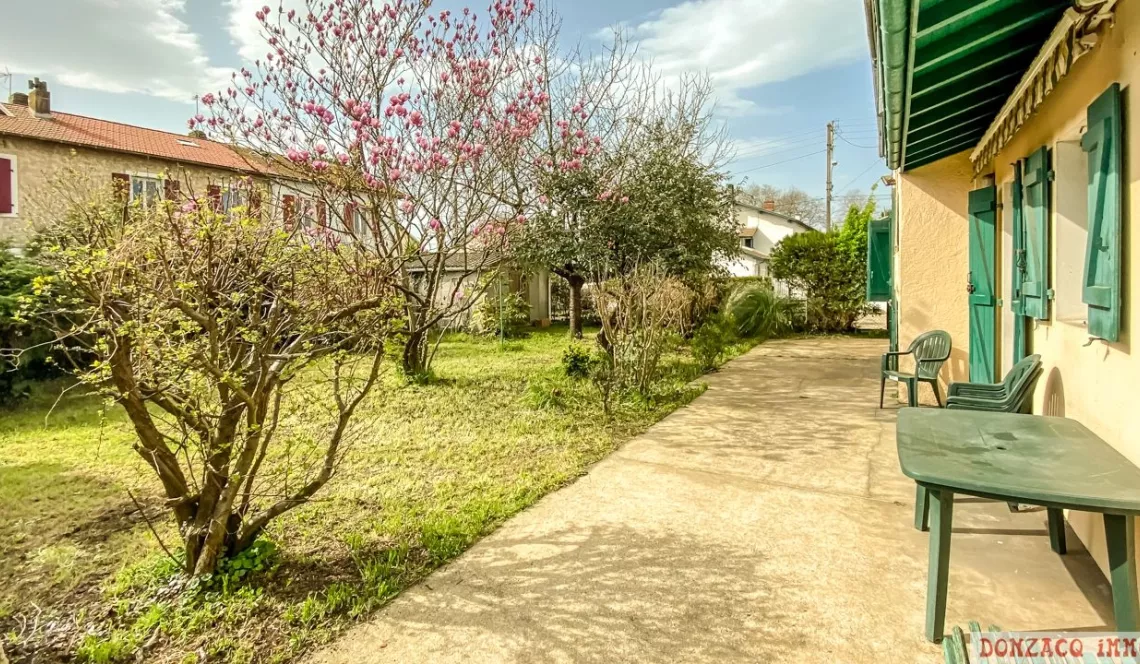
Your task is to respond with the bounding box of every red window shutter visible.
[207,185,222,212]
[316,200,328,228]
[282,194,296,229]
[0,158,12,214]
[112,172,130,201]
[343,202,356,231]
[164,179,180,201]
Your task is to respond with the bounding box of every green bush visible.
[769,231,868,333]
[561,343,593,379]
[690,312,736,371]
[767,193,876,334]
[472,284,531,338]
[727,283,795,339]
[0,244,61,405]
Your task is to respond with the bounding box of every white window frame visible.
[219,186,247,213]
[1052,138,1090,327]
[0,152,17,218]
[127,173,163,210]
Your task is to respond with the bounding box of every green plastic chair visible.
[880,330,952,408]
[946,354,1043,413]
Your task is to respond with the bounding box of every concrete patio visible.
[311,337,1115,663]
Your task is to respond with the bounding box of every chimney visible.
[763,199,776,212]
[27,78,51,118]
[8,92,28,106]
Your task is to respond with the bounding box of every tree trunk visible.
[402,328,429,376]
[567,275,585,339]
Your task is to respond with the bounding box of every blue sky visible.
[1,0,889,205]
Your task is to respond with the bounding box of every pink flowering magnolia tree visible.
[198,0,548,373]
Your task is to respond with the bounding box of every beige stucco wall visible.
[980,1,1140,574]
[0,135,257,247]
[894,151,976,402]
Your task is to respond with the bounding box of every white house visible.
[723,197,814,282]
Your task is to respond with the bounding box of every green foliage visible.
[0,243,59,406]
[514,115,737,292]
[472,277,531,339]
[212,539,279,593]
[690,313,736,371]
[727,283,797,339]
[561,343,593,379]
[769,191,876,334]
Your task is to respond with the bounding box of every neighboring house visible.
[864,0,1129,577]
[0,79,550,326]
[0,79,278,249]
[723,196,814,291]
[406,251,551,327]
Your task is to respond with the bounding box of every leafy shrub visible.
[0,243,61,406]
[212,538,279,592]
[561,343,593,379]
[728,283,796,339]
[767,193,877,334]
[769,231,869,333]
[690,312,736,371]
[472,282,531,338]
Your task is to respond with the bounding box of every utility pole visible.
[825,120,835,232]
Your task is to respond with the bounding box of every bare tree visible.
[741,184,825,228]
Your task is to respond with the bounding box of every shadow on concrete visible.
[323,523,808,664]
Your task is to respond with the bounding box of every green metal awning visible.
[870,0,1071,172]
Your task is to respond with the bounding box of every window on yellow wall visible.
[1053,140,1089,325]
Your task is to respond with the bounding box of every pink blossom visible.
[338,153,351,164]
[399,199,414,213]
[428,218,442,230]
[389,168,402,181]
[180,200,198,213]
[621,196,629,204]
[201,93,216,105]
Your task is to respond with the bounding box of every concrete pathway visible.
[311,338,1114,664]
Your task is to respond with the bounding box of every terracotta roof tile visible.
[0,103,265,174]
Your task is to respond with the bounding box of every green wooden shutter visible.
[866,217,892,302]
[1081,83,1123,342]
[1021,146,1051,320]
[1010,162,1029,363]
[1010,161,1026,316]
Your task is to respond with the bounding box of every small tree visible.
[511,31,736,337]
[23,180,401,577]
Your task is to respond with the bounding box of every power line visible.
[835,131,878,150]
[734,149,827,175]
[836,157,887,192]
[734,136,830,161]
[732,133,825,159]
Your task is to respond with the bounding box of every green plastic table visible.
[897,408,1140,643]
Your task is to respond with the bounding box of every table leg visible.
[925,489,954,643]
[1047,508,1067,555]
[915,485,930,532]
[1104,514,1139,632]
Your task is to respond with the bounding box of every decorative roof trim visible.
[969,0,1118,173]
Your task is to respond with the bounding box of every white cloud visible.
[624,0,867,115]
[0,0,231,103]
[227,0,285,63]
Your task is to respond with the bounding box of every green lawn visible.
[0,326,755,663]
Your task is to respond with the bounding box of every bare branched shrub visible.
[592,263,692,410]
[22,176,401,576]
